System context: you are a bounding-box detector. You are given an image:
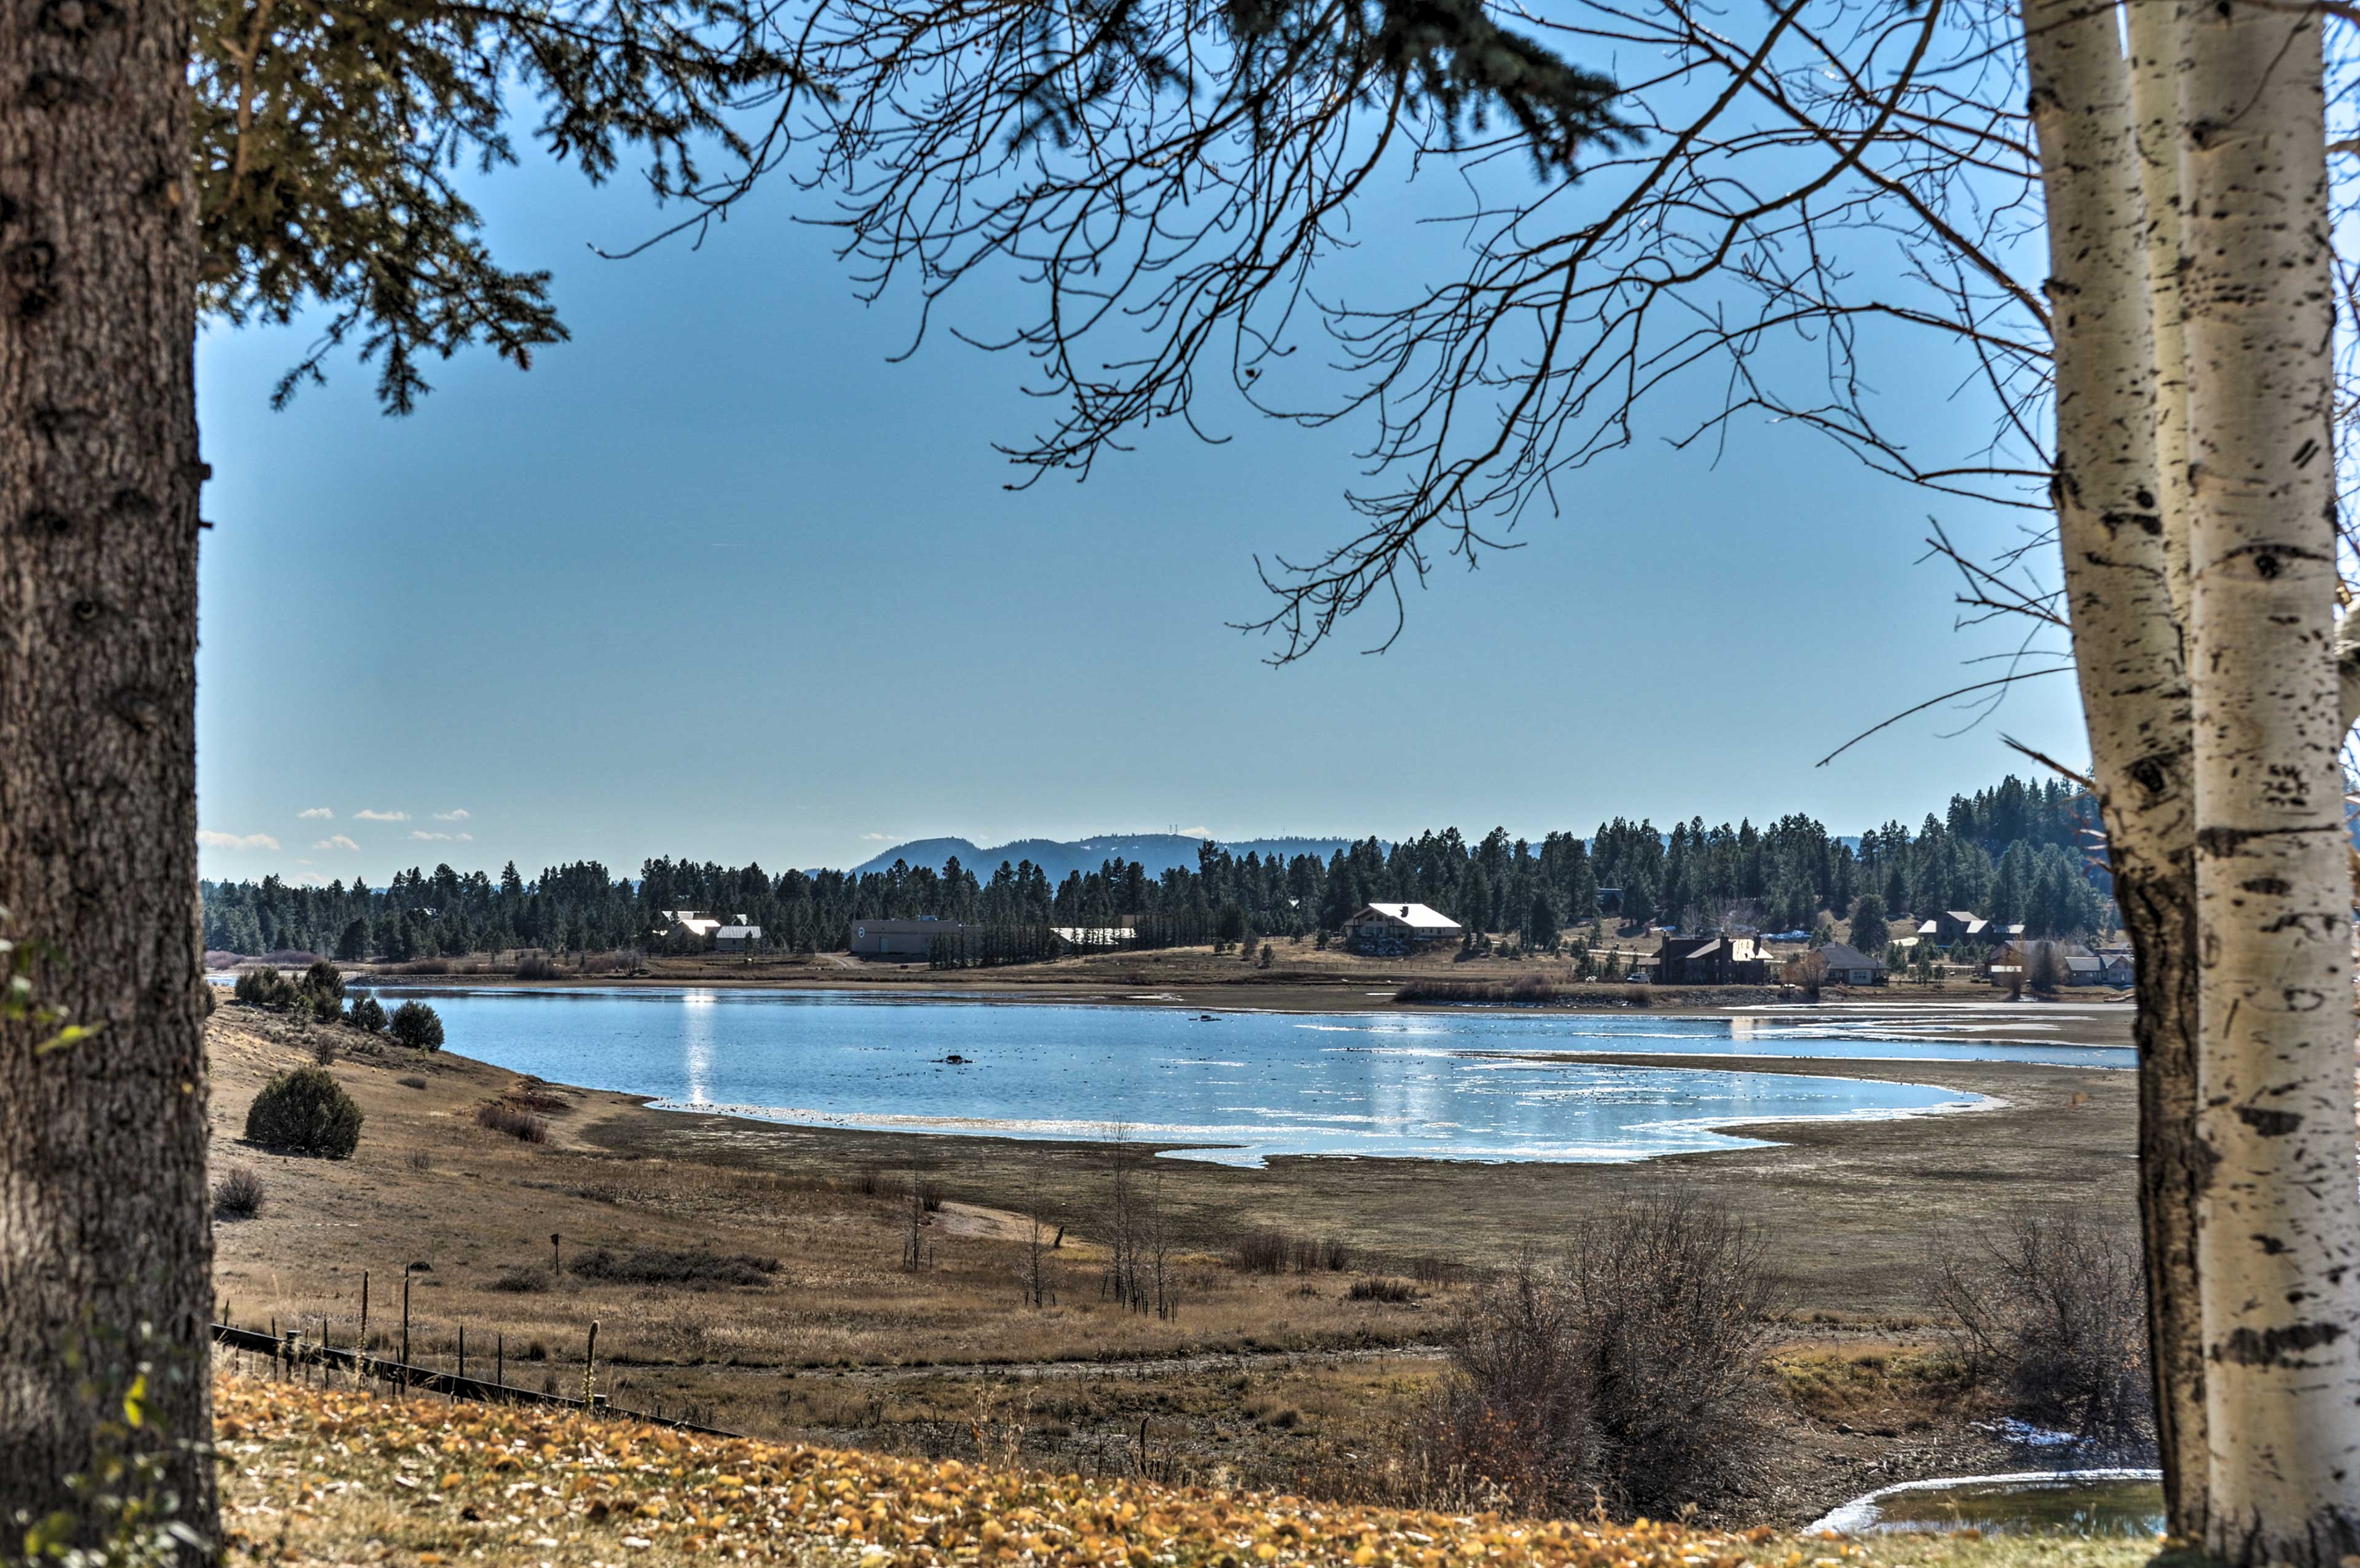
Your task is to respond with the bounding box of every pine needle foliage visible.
[190,0,809,412]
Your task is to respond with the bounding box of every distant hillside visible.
[848,833,1356,883]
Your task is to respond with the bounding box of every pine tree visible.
[1461,864,1492,935]
[1524,892,1557,953]
[1848,895,1889,954]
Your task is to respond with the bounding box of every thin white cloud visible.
[298,807,334,820]
[198,829,281,852]
[409,829,473,842]
[355,808,409,822]
[314,834,360,852]
[1178,826,1213,838]
[433,808,471,821]
[860,832,895,842]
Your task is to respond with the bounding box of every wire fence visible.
[209,1320,739,1438]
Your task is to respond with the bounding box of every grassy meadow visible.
[206,992,2142,1528]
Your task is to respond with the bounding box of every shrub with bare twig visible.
[1932,1209,2152,1457]
[1419,1187,1774,1518]
[476,1101,548,1142]
[212,1168,265,1220]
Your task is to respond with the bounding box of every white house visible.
[1343,902,1464,954]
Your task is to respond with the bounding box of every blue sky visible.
[192,135,2086,887]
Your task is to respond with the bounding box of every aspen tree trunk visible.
[2024,0,2207,1535]
[0,0,213,1544]
[2114,1,2209,1536]
[2178,2,2360,1560]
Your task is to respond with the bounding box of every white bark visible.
[2125,0,2191,635]
[2179,1,2360,1561]
[2025,0,2205,1532]
[2335,604,2360,735]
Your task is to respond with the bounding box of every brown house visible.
[1656,931,1769,985]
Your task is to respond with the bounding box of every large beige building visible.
[1342,902,1463,954]
[850,917,970,957]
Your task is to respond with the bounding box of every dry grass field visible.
[208,1011,1446,1446]
[210,1372,2159,1568]
[206,992,2141,1523]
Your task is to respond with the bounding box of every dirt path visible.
[607,1343,1452,1386]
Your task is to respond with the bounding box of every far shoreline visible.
[315,966,2139,1049]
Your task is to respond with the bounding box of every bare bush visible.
[476,1102,548,1143]
[490,1265,553,1293]
[1394,975,1561,1005]
[1350,1277,1418,1304]
[397,1075,428,1091]
[514,951,560,980]
[1232,1228,1351,1276]
[211,1168,265,1220]
[1933,1210,2152,1457]
[571,1245,781,1287]
[1235,1230,1291,1275]
[1420,1188,1774,1518]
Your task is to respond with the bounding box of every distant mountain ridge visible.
[846,833,1358,884]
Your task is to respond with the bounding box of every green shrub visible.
[297,960,346,1022]
[347,994,387,1033]
[388,1000,444,1051]
[244,1066,363,1158]
[233,967,294,1008]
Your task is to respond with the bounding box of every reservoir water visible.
[354,987,2126,1167]
[1811,1472,2165,1537]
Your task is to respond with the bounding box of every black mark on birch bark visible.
[2213,1321,2346,1366]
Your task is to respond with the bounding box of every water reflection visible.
[1811,1472,2165,1537]
[356,988,2022,1167]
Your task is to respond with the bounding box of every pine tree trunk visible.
[2023,0,2207,1535]
[2179,2,2360,1560]
[0,0,212,1542]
